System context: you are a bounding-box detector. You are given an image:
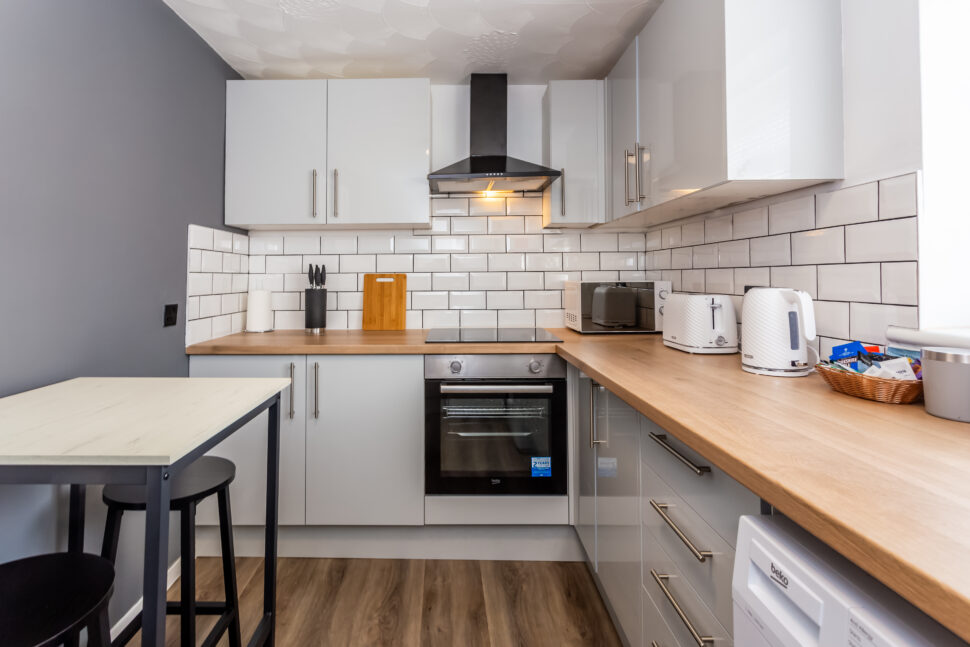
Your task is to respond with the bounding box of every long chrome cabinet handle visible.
[636,143,647,201]
[313,361,320,419]
[649,433,710,476]
[650,570,714,646]
[623,150,632,206]
[650,500,713,562]
[311,169,318,218]
[590,383,606,448]
[332,168,338,218]
[560,167,566,216]
[440,384,553,394]
[288,362,295,419]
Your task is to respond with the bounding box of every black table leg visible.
[68,484,86,553]
[263,395,281,647]
[142,466,172,647]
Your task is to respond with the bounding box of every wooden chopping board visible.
[362,273,407,330]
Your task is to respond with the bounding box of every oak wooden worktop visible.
[188,328,970,640]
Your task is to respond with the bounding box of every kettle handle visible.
[795,291,817,341]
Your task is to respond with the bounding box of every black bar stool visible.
[101,456,242,647]
[0,552,114,647]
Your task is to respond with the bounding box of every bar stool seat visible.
[102,456,241,647]
[0,552,114,647]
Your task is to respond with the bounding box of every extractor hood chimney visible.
[428,74,561,195]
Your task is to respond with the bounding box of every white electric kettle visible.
[740,287,817,376]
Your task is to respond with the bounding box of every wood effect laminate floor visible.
[131,557,622,647]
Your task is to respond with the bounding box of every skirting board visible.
[111,558,181,639]
[196,525,584,561]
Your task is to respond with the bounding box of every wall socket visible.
[163,304,178,327]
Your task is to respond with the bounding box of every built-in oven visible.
[424,354,567,496]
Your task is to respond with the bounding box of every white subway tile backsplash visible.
[188,249,202,272]
[283,234,320,255]
[357,234,395,254]
[406,310,423,329]
[335,292,363,311]
[469,272,506,290]
[581,270,618,281]
[428,216,451,235]
[681,221,705,246]
[323,273,355,292]
[646,230,662,251]
[274,311,303,331]
[283,273,309,292]
[488,253,526,272]
[188,273,212,296]
[705,215,733,243]
[769,196,815,234]
[377,254,413,273]
[487,291,523,310]
[469,235,506,253]
[250,235,283,254]
[433,273,469,291]
[524,290,561,309]
[733,267,770,294]
[618,234,646,251]
[339,255,376,273]
[671,247,692,270]
[186,318,211,345]
[265,255,303,274]
[600,252,637,271]
[816,183,877,227]
[450,217,487,235]
[414,254,450,272]
[732,207,768,239]
[660,270,682,290]
[544,233,581,252]
[469,197,504,216]
[460,310,497,327]
[498,309,536,327]
[506,235,544,253]
[662,227,682,248]
[791,227,845,265]
[488,216,525,234]
[395,236,431,253]
[251,273,283,292]
[845,218,917,263]
[248,255,266,274]
[544,271,581,289]
[652,249,672,270]
[705,269,734,294]
[213,230,233,252]
[849,303,918,345]
[201,250,223,273]
[271,292,299,311]
[423,310,460,328]
[750,234,791,267]
[507,197,542,215]
[814,301,850,339]
[580,234,618,252]
[682,270,705,292]
[186,296,200,320]
[535,309,565,328]
[433,198,469,217]
[223,253,242,274]
[881,262,918,305]
[407,273,432,291]
[692,244,718,269]
[508,272,543,290]
[450,254,488,272]
[524,216,544,234]
[232,234,248,254]
[564,253,599,271]
[816,263,881,303]
[327,311,349,329]
[526,253,563,272]
[432,236,468,254]
[717,240,749,267]
[879,173,918,220]
[321,234,357,254]
[199,295,221,318]
[188,225,214,250]
[770,265,817,298]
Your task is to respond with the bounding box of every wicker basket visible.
[815,363,923,404]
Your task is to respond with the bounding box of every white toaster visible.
[662,293,739,354]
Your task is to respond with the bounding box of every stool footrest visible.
[111,606,238,646]
[167,600,229,615]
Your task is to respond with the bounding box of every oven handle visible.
[440,384,554,394]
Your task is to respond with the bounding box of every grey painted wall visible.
[0,0,238,625]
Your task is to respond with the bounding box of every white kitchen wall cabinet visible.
[189,355,307,525]
[600,0,843,230]
[542,80,607,228]
[607,39,641,222]
[225,78,431,230]
[326,78,431,227]
[225,81,328,229]
[304,355,425,525]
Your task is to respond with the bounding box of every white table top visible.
[0,377,290,466]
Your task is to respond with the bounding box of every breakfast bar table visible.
[0,377,290,647]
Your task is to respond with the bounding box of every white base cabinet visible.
[188,354,424,527]
[305,355,424,525]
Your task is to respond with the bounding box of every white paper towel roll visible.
[246,289,274,332]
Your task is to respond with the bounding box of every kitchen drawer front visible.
[642,586,679,647]
[640,417,761,547]
[642,461,735,633]
[642,541,732,647]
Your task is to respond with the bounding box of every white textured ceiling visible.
[162,0,662,82]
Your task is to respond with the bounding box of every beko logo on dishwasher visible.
[770,562,790,589]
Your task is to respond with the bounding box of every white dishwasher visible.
[732,515,965,647]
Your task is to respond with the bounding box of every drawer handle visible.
[649,433,710,476]
[288,362,295,419]
[650,570,714,646]
[650,500,713,563]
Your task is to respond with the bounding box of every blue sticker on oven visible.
[531,457,552,477]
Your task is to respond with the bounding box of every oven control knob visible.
[449,360,463,374]
[528,360,543,374]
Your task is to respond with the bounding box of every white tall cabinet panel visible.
[326,78,431,226]
[189,356,307,525]
[595,390,642,647]
[575,376,598,568]
[225,81,327,228]
[608,39,641,221]
[637,0,727,207]
[305,355,425,525]
[542,80,607,228]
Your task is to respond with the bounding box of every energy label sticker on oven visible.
[531,457,552,477]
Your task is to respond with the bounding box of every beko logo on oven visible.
[770,562,789,589]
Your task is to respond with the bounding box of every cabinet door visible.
[225,81,327,227]
[576,376,597,568]
[327,78,430,226]
[637,0,726,207]
[608,39,641,221]
[595,389,642,646]
[188,356,306,525]
[305,355,424,525]
[543,81,606,228]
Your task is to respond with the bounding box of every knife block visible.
[304,289,327,333]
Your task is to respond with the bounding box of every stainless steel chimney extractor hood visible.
[428,74,561,195]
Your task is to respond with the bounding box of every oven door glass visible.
[426,381,567,494]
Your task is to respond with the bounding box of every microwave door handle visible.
[440,384,554,394]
